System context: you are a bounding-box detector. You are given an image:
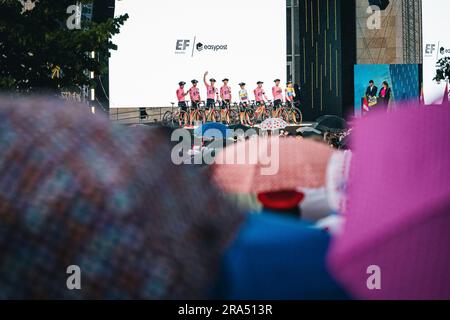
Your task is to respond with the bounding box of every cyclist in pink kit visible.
[187,79,201,127]
[254,81,269,106]
[220,78,232,120]
[188,79,201,108]
[272,79,284,109]
[176,81,188,112]
[204,71,219,112]
[220,78,232,107]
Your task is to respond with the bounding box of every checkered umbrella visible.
[0,96,244,299]
[259,118,288,131]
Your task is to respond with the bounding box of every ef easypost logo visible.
[175,37,228,57]
[425,44,436,57]
[197,43,228,52]
[439,46,450,56]
[175,40,191,54]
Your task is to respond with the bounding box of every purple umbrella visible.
[328,105,450,300]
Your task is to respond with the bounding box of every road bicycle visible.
[163,101,205,127]
[204,101,222,123]
[252,100,272,124]
[220,101,239,125]
[279,101,303,125]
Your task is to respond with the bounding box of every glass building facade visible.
[286,0,356,120]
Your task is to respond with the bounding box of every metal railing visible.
[109,107,175,125]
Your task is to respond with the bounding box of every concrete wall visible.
[109,107,173,124]
[356,0,404,64]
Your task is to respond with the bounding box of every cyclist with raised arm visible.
[220,78,232,121]
[188,79,201,127]
[204,71,219,119]
[238,82,250,125]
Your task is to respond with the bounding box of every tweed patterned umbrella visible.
[0,96,244,299]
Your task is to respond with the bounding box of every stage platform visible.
[180,122,315,136]
[183,122,314,130]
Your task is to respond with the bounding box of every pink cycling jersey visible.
[272,86,283,101]
[189,87,200,102]
[220,85,232,100]
[206,85,218,100]
[176,88,186,102]
[254,87,266,102]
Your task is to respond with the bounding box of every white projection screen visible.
[109,0,286,108]
[422,0,450,105]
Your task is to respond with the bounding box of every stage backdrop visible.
[354,64,420,117]
[422,0,450,105]
[109,0,286,108]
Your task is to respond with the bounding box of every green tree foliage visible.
[434,57,450,83]
[0,0,128,93]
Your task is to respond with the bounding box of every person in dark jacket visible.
[365,80,378,99]
[294,83,302,107]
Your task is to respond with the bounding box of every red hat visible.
[257,190,305,211]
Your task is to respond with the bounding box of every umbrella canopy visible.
[0,96,244,299]
[213,137,335,194]
[297,126,324,139]
[260,118,288,131]
[328,106,450,300]
[194,122,231,139]
[129,124,151,129]
[315,115,347,133]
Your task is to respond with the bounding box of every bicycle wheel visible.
[192,110,205,125]
[246,109,255,126]
[270,107,282,119]
[224,109,239,125]
[279,107,289,123]
[231,104,240,114]
[170,111,181,127]
[256,109,270,123]
[202,109,210,123]
[211,109,222,123]
[289,108,303,124]
[228,109,240,125]
[281,108,303,125]
[162,111,173,126]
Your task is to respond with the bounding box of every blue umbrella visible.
[194,122,231,139]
